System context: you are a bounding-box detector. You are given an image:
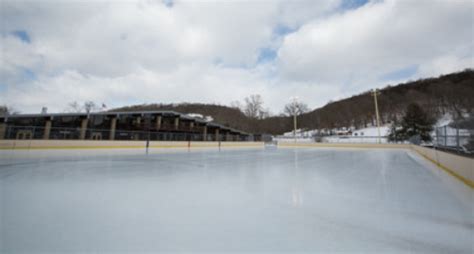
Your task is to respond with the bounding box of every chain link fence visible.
[433,125,474,154]
[274,135,393,144]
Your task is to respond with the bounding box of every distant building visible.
[0,111,252,142]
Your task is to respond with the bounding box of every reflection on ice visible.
[0,148,472,253]
[291,188,303,207]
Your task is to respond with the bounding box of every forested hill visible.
[111,69,474,135]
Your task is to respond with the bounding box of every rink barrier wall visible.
[411,145,474,189]
[0,140,264,150]
[277,142,410,149]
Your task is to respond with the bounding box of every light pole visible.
[372,89,381,144]
[290,96,298,143]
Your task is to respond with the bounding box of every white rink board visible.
[0,147,472,253]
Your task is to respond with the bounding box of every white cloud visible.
[0,0,472,115]
[2,65,265,113]
[2,0,284,76]
[417,55,473,78]
[277,0,473,84]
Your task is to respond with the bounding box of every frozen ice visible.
[0,147,472,253]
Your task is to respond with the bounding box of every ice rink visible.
[0,147,472,253]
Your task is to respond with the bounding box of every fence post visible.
[435,127,439,147]
[6,126,11,139]
[444,126,447,147]
[456,127,460,152]
[0,123,6,140]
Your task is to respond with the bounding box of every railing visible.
[274,135,394,144]
[322,135,392,144]
[2,125,251,142]
[121,122,204,133]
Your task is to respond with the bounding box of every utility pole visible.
[294,111,297,143]
[372,89,381,144]
[290,97,298,143]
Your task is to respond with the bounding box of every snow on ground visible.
[281,129,318,138]
[433,114,472,148]
[0,148,472,252]
[436,113,453,127]
[433,113,471,136]
[275,129,317,143]
[274,137,315,143]
[276,126,391,143]
[324,126,391,143]
[352,126,390,136]
[275,113,472,146]
[186,113,214,122]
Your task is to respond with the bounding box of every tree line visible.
[110,69,473,134]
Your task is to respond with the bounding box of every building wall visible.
[1,113,251,141]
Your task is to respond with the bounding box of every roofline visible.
[4,110,180,117]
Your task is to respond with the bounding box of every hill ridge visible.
[111,69,474,135]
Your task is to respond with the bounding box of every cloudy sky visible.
[1,0,472,114]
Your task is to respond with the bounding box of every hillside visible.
[299,69,474,131]
[111,69,474,135]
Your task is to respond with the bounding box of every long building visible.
[0,111,253,141]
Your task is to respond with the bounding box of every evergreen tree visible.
[388,103,434,142]
[387,118,403,142]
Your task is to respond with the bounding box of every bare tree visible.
[243,94,266,119]
[0,106,7,117]
[230,100,243,112]
[66,101,99,113]
[83,101,98,114]
[284,100,309,116]
[0,105,19,116]
[259,107,271,119]
[66,101,83,113]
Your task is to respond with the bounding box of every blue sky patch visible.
[381,65,418,81]
[21,68,37,81]
[339,0,370,11]
[257,48,277,63]
[11,30,31,43]
[273,24,297,37]
[162,0,173,8]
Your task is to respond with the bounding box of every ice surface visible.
[0,148,472,253]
